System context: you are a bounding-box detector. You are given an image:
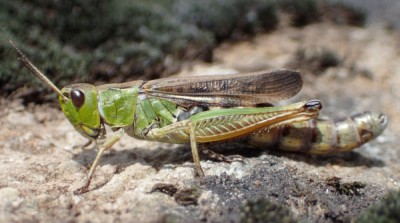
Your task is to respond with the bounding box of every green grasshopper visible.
[10,41,386,194]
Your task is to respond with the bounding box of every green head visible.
[11,41,101,140]
[59,84,101,139]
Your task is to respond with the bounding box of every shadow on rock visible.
[267,149,385,168]
[71,144,194,172]
[206,142,385,168]
[71,141,385,176]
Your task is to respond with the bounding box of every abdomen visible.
[247,112,387,154]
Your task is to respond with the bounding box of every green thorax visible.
[97,85,180,133]
[97,87,140,128]
[130,97,179,138]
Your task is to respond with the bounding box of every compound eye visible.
[70,89,85,108]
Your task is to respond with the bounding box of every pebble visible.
[0,187,23,212]
[6,112,38,126]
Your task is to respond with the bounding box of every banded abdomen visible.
[247,112,387,154]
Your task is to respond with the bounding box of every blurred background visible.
[1,0,397,99]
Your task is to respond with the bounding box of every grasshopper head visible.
[10,41,101,140]
[59,84,101,139]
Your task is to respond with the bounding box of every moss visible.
[173,186,202,206]
[150,183,201,206]
[1,0,361,98]
[279,0,320,27]
[175,0,278,41]
[0,0,215,95]
[1,0,280,96]
[323,2,366,27]
[288,47,342,75]
[356,191,400,223]
[326,177,366,196]
[241,198,298,223]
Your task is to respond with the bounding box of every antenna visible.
[9,40,68,101]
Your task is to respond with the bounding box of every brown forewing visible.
[142,70,302,108]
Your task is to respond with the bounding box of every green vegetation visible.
[289,47,342,75]
[325,2,366,27]
[279,0,320,26]
[356,190,400,223]
[326,176,366,196]
[1,0,280,96]
[241,198,298,223]
[1,0,365,99]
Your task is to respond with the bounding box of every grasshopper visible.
[10,41,386,194]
